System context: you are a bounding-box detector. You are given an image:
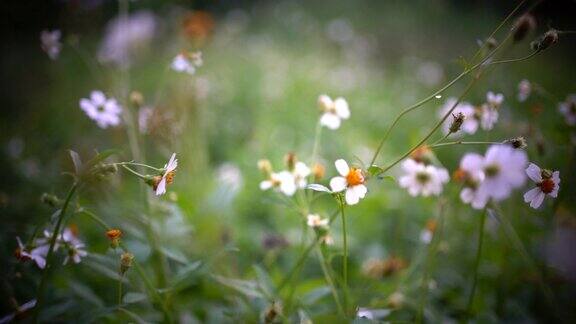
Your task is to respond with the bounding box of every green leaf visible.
[253,264,274,297]
[306,184,332,193]
[367,165,383,177]
[212,275,264,299]
[84,149,120,170]
[302,286,331,305]
[122,292,148,304]
[68,280,104,307]
[170,260,203,292]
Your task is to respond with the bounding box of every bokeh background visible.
[1,0,576,322]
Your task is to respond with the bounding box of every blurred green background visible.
[1,0,575,322]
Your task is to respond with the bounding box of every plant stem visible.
[429,141,502,149]
[115,162,163,172]
[316,248,345,317]
[120,165,149,180]
[310,121,323,165]
[339,198,350,315]
[277,239,317,292]
[34,182,79,323]
[118,274,123,307]
[464,207,487,321]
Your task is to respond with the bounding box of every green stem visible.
[120,165,149,180]
[277,239,317,292]
[429,141,502,149]
[118,274,123,307]
[115,162,163,172]
[316,248,345,317]
[310,121,323,165]
[464,207,487,321]
[34,182,79,323]
[339,198,350,315]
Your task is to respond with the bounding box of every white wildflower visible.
[79,91,122,128]
[524,163,560,209]
[329,159,367,205]
[398,159,449,197]
[318,95,350,130]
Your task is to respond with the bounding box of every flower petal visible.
[525,163,542,183]
[330,176,347,192]
[155,177,167,195]
[320,113,341,129]
[530,191,546,209]
[345,188,360,205]
[334,98,350,119]
[523,187,541,203]
[334,159,350,176]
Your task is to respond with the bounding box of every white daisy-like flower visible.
[457,153,489,209]
[154,153,178,196]
[306,214,329,229]
[479,104,499,130]
[40,30,62,60]
[438,97,478,135]
[292,161,311,189]
[329,159,367,205]
[79,91,123,129]
[63,241,88,265]
[171,51,203,75]
[15,237,49,269]
[517,79,531,102]
[318,95,350,130]
[523,163,560,209]
[558,94,576,126]
[260,171,297,196]
[398,159,449,197]
[486,91,504,109]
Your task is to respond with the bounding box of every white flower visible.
[63,242,87,265]
[558,94,576,126]
[40,30,61,60]
[292,161,311,189]
[329,159,367,205]
[398,159,449,197]
[523,163,560,209]
[79,91,123,129]
[98,11,157,66]
[155,153,178,196]
[420,229,433,244]
[479,104,499,130]
[318,95,350,130]
[260,171,297,196]
[517,79,531,102]
[15,237,48,269]
[171,51,203,75]
[357,308,374,320]
[438,97,478,135]
[458,153,490,209]
[486,91,504,108]
[306,214,329,229]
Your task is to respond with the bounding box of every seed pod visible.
[531,29,559,51]
[120,252,134,275]
[284,152,296,171]
[504,137,527,149]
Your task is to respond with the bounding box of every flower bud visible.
[512,14,536,42]
[531,29,559,51]
[284,152,297,171]
[504,137,527,149]
[129,91,144,107]
[106,229,122,249]
[312,163,325,181]
[257,159,273,177]
[120,252,134,275]
[448,112,465,134]
[40,193,61,208]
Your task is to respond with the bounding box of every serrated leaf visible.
[306,184,332,193]
[69,150,83,174]
[212,275,264,299]
[122,292,148,304]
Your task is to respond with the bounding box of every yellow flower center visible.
[346,168,365,186]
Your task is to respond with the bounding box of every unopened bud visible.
[531,29,559,51]
[129,91,144,107]
[312,163,325,181]
[512,14,536,42]
[284,152,297,171]
[449,112,465,134]
[504,137,527,149]
[120,252,134,275]
[257,159,273,176]
[40,193,61,208]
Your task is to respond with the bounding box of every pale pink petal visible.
[525,163,542,183]
[524,187,541,203]
[155,177,167,195]
[330,176,347,192]
[530,191,546,209]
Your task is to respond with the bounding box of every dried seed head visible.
[512,14,537,42]
[263,302,282,324]
[129,91,144,107]
[120,252,134,275]
[531,29,559,51]
[504,137,527,149]
[284,152,297,171]
[449,112,466,134]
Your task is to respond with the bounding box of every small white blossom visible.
[517,79,531,102]
[79,91,123,128]
[558,94,576,126]
[458,153,489,209]
[155,153,178,196]
[292,161,311,189]
[63,241,88,265]
[356,308,374,320]
[438,97,478,135]
[398,159,449,197]
[306,214,329,229]
[40,30,62,60]
[260,171,297,196]
[486,91,504,108]
[16,237,48,269]
[171,51,203,75]
[329,159,367,205]
[479,104,499,130]
[523,163,560,209]
[318,95,350,130]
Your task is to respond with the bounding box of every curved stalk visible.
[464,207,487,321]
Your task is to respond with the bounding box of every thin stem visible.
[120,165,149,180]
[339,198,350,315]
[34,182,79,323]
[489,50,540,65]
[115,162,163,172]
[316,248,345,317]
[464,207,487,321]
[277,239,317,292]
[429,141,502,149]
[310,121,323,165]
[118,274,123,307]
